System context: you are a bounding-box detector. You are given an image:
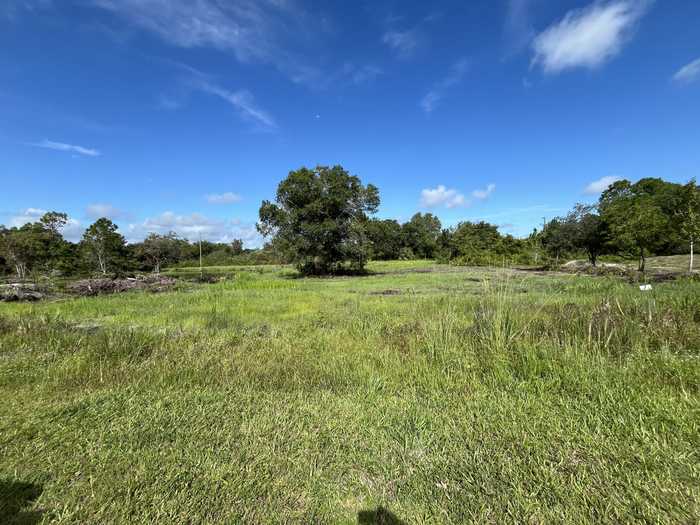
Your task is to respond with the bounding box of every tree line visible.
[0,215,262,279]
[2,166,698,279]
[259,166,699,275]
[540,177,700,272]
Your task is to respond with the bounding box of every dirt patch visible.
[369,288,403,296]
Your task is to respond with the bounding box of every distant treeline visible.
[0,217,280,279]
[1,174,698,279]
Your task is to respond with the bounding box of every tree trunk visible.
[638,248,645,272]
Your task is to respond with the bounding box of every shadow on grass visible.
[281,268,376,280]
[0,480,44,524]
[358,506,407,525]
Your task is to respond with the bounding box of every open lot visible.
[1,260,699,523]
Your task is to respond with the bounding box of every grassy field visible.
[1,260,699,523]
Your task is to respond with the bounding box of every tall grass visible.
[0,261,698,523]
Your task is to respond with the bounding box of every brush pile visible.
[67,275,176,296]
[0,283,46,302]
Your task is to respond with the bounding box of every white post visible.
[690,239,694,273]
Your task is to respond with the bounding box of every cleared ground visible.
[1,260,699,523]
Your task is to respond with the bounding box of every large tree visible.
[599,179,691,271]
[137,232,182,273]
[258,166,379,274]
[81,218,128,275]
[601,191,668,272]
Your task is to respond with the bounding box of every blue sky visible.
[2,0,699,246]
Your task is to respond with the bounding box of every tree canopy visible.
[258,165,379,274]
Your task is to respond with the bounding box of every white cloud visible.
[421,182,496,209]
[86,203,126,220]
[420,185,467,209]
[206,192,242,205]
[673,58,700,84]
[8,208,47,227]
[382,30,421,59]
[7,208,83,242]
[531,0,650,74]
[584,175,621,194]
[30,139,101,157]
[472,184,496,200]
[420,59,469,114]
[127,211,262,247]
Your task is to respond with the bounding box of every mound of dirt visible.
[561,261,631,277]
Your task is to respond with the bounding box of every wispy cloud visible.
[341,63,383,85]
[206,192,242,205]
[673,57,700,84]
[89,0,325,87]
[504,0,536,56]
[382,11,442,60]
[157,62,277,130]
[29,139,101,157]
[3,0,51,19]
[420,182,495,209]
[584,175,621,194]
[199,81,277,130]
[86,203,127,220]
[382,29,422,60]
[531,0,650,74]
[472,184,496,200]
[420,59,469,114]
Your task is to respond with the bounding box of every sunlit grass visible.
[1,261,698,523]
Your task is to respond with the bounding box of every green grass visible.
[1,260,699,523]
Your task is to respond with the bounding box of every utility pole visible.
[199,231,203,278]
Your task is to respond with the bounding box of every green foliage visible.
[447,221,538,267]
[135,232,182,273]
[401,213,442,259]
[600,180,675,271]
[80,218,128,275]
[365,219,404,260]
[258,165,380,274]
[0,211,69,279]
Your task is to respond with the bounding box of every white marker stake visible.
[639,284,652,291]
